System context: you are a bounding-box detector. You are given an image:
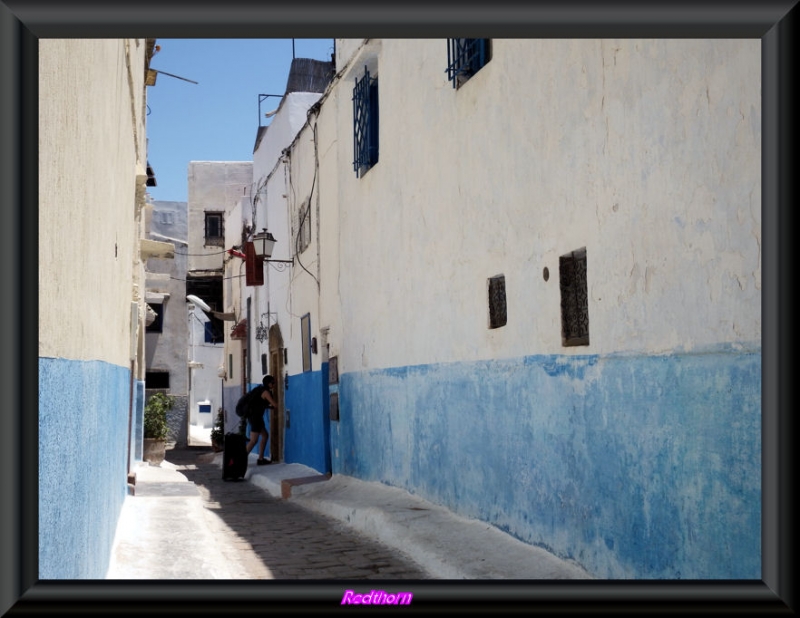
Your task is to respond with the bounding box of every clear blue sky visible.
[145,38,335,204]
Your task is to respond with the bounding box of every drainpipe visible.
[126,301,138,479]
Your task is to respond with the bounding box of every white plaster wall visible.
[145,200,189,396]
[252,92,324,376]
[188,305,223,428]
[335,38,368,74]
[282,121,324,375]
[39,39,148,366]
[328,39,760,374]
[253,92,323,187]
[187,162,251,425]
[222,195,246,400]
[258,170,292,365]
[316,83,344,366]
[224,195,247,320]
[187,161,253,272]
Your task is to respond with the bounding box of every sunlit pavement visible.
[108,444,593,580]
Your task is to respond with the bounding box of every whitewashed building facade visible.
[260,38,761,580]
[231,58,335,465]
[38,38,163,578]
[144,200,190,444]
[186,161,253,434]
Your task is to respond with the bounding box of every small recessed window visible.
[328,356,339,384]
[146,303,164,333]
[145,372,170,389]
[559,248,589,346]
[204,212,224,247]
[488,275,507,329]
[204,316,225,344]
[301,314,312,372]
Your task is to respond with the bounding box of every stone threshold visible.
[281,473,332,499]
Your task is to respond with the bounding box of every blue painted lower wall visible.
[39,357,131,579]
[330,346,761,579]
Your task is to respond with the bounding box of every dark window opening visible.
[204,212,225,247]
[301,314,312,373]
[488,275,507,329]
[559,248,590,346]
[145,372,170,389]
[352,66,379,177]
[146,303,164,333]
[186,274,225,344]
[446,39,491,88]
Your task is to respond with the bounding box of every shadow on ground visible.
[161,446,429,580]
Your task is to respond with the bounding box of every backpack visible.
[235,387,263,418]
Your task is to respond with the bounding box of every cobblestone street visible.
[165,447,430,580]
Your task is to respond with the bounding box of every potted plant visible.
[143,391,174,465]
[211,408,225,452]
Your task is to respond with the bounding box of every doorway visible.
[268,324,285,462]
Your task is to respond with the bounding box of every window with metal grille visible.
[559,248,590,346]
[446,39,491,88]
[204,212,224,247]
[352,66,379,177]
[488,275,507,329]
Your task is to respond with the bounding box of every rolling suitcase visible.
[222,432,248,481]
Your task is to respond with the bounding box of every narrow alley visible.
[107,446,429,580]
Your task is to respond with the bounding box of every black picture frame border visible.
[2,0,795,614]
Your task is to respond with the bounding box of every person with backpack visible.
[237,375,278,466]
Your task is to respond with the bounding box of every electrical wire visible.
[169,274,245,282]
[292,120,320,289]
[173,249,229,257]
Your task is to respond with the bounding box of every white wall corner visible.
[135,162,149,216]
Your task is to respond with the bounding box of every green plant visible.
[210,408,225,446]
[144,392,174,441]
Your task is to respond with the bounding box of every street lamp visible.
[252,229,293,264]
